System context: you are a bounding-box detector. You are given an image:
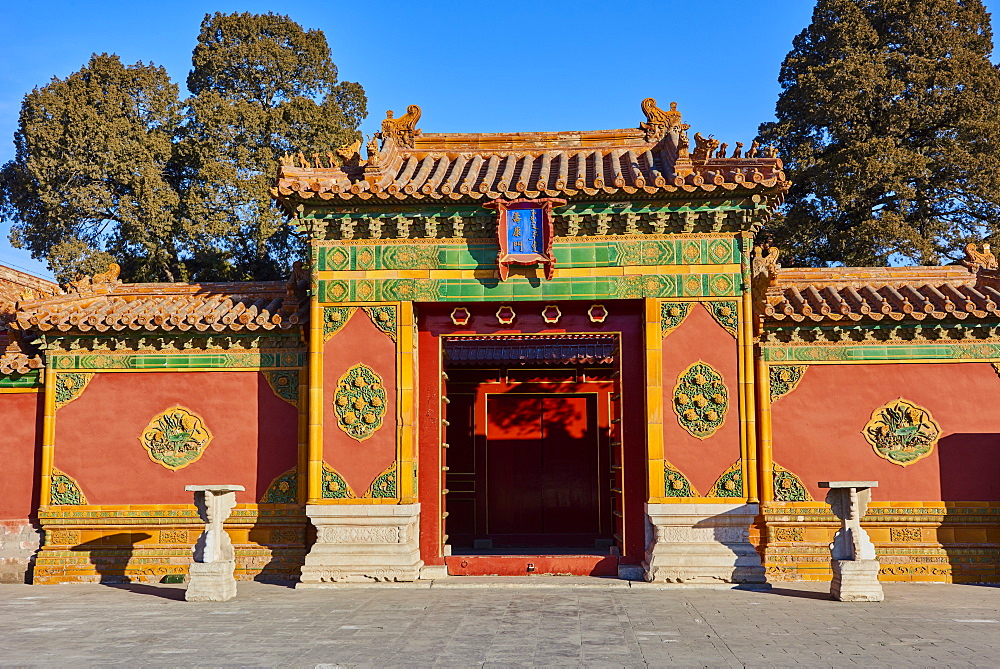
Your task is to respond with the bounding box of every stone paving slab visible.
[0,579,998,667]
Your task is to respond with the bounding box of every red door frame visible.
[415,301,647,568]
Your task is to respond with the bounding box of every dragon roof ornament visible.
[376,104,422,149]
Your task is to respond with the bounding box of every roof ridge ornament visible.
[68,262,121,296]
[640,98,684,143]
[376,104,422,149]
[963,242,998,272]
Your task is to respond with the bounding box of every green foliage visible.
[759,0,1000,267]
[0,54,185,282]
[0,13,366,283]
[179,12,366,281]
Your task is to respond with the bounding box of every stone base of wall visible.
[0,520,42,584]
[298,503,423,585]
[32,506,306,584]
[643,503,766,584]
[763,502,1000,583]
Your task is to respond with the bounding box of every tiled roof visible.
[272,99,789,207]
[0,265,60,374]
[8,263,309,336]
[0,264,60,314]
[758,245,1000,324]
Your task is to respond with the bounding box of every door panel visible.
[485,395,544,534]
[485,394,600,538]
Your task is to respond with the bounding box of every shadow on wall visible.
[250,374,307,582]
[938,433,1000,501]
[936,433,1000,583]
[71,532,152,584]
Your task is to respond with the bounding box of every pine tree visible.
[758,0,1000,267]
[0,13,366,283]
[179,12,366,280]
[0,54,185,282]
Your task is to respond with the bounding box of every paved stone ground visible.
[1,578,998,667]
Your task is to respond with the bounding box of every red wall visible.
[323,310,396,495]
[54,371,297,505]
[771,362,1000,501]
[661,304,742,495]
[0,392,42,520]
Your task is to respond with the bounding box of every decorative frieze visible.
[706,301,739,337]
[660,302,692,338]
[54,372,94,408]
[333,364,387,442]
[318,271,743,303]
[49,468,87,505]
[890,527,922,542]
[707,461,744,497]
[862,399,940,467]
[673,362,729,439]
[263,370,299,405]
[769,365,807,402]
[49,349,305,370]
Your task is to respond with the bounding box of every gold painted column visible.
[307,293,323,504]
[39,362,57,508]
[644,298,665,501]
[756,355,774,502]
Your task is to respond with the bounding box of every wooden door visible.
[484,393,602,542]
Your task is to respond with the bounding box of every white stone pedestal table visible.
[819,481,883,602]
[184,484,244,602]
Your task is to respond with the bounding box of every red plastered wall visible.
[322,310,396,496]
[0,392,42,519]
[770,362,1000,502]
[54,371,297,505]
[661,303,743,495]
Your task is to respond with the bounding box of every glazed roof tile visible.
[272,100,789,208]
[0,265,60,374]
[758,245,1000,325]
[9,263,309,336]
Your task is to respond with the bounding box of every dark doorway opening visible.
[441,334,621,558]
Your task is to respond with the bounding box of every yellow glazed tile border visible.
[644,298,665,500]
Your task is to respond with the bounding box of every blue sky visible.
[2,0,999,280]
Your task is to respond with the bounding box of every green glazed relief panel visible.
[762,342,1000,363]
[50,351,306,370]
[316,237,741,272]
[0,370,41,388]
[319,273,741,303]
[260,467,298,504]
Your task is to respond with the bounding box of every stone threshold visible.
[297,576,772,590]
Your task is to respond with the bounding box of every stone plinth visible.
[643,503,766,585]
[820,481,883,602]
[298,503,423,586]
[184,484,243,602]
